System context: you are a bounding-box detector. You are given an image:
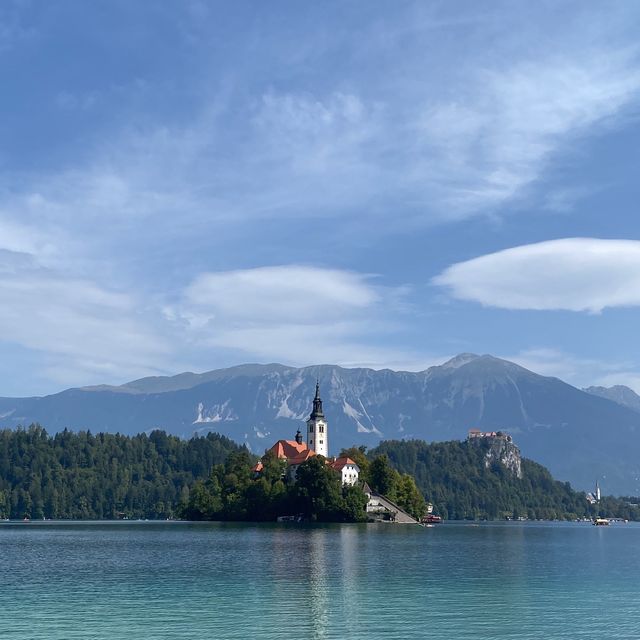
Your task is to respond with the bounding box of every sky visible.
[1,0,640,396]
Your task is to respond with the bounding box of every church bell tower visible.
[307,381,328,457]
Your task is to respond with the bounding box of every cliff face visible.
[472,436,522,479]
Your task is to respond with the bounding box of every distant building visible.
[253,383,360,486]
[468,429,512,443]
[329,456,360,486]
[586,480,601,504]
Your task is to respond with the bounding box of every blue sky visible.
[2,0,640,396]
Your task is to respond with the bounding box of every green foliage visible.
[370,439,640,521]
[0,425,371,522]
[394,473,426,521]
[294,456,344,520]
[367,453,426,519]
[184,453,369,523]
[0,425,243,520]
[9,424,622,524]
[369,454,400,497]
[341,484,369,522]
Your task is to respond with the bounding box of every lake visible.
[1,521,639,639]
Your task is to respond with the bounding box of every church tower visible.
[307,381,328,457]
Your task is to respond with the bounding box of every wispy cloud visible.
[505,347,640,394]
[5,14,639,253]
[416,49,640,214]
[433,238,640,313]
[0,251,171,387]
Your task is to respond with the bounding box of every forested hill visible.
[370,439,639,521]
[0,426,244,520]
[2,426,638,522]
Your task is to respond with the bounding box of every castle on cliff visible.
[468,428,522,479]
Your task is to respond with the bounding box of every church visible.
[252,382,360,485]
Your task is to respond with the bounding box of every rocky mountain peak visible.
[583,384,640,413]
[440,353,481,369]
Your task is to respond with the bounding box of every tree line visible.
[0,425,241,519]
[0,425,426,522]
[3,425,634,522]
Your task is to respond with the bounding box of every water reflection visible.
[308,528,329,639]
[339,525,360,631]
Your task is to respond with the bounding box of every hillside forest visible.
[0,425,637,522]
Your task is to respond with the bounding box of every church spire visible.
[307,379,328,457]
[310,380,324,419]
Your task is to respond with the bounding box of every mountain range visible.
[583,384,640,414]
[1,354,639,496]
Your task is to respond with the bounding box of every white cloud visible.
[0,254,171,386]
[0,218,57,259]
[184,265,378,323]
[170,265,412,368]
[433,238,640,313]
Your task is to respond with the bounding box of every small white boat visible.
[593,518,610,526]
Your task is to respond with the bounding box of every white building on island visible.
[252,382,360,485]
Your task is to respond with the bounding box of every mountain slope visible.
[1,354,640,495]
[584,385,640,414]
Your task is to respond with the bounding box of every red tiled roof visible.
[268,439,311,460]
[287,449,317,466]
[330,456,359,471]
[251,461,264,473]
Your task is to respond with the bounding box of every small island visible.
[183,382,425,523]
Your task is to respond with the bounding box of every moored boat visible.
[421,514,443,524]
[593,518,610,526]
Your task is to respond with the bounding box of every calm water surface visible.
[1,520,639,639]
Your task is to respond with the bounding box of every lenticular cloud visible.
[433,238,640,313]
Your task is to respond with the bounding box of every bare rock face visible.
[471,433,522,479]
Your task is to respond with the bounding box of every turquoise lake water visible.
[1,521,639,639]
